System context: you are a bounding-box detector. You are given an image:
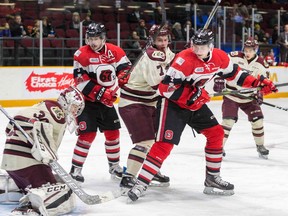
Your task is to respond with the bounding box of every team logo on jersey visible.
[175,57,185,65]
[90,58,99,63]
[164,130,173,140]
[152,50,165,60]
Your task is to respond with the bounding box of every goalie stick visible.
[0,105,121,205]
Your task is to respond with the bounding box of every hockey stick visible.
[203,0,222,30]
[229,93,288,112]
[0,106,121,205]
[210,82,287,97]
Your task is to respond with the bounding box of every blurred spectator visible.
[82,14,93,27]
[277,23,288,62]
[254,24,265,43]
[9,14,27,37]
[69,12,81,30]
[192,9,208,29]
[0,22,11,37]
[232,4,245,38]
[264,49,277,66]
[127,9,144,23]
[126,30,142,59]
[172,22,185,41]
[42,16,55,38]
[271,24,279,44]
[182,20,194,41]
[135,19,148,40]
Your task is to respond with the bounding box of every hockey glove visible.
[254,75,278,95]
[117,71,130,88]
[186,87,210,111]
[252,91,263,105]
[213,77,225,93]
[95,87,117,108]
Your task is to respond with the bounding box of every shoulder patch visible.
[175,57,185,65]
[146,47,166,61]
[229,51,239,57]
[45,101,66,124]
[74,50,81,57]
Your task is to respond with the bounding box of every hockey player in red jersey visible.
[118,24,175,192]
[1,86,85,215]
[214,37,272,159]
[127,28,278,202]
[69,23,132,182]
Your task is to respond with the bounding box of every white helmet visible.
[57,86,85,133]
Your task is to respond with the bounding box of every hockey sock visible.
[221,119,236,147]
[72,132,96,167]
[126,140,154,176]
[138,142,173,185]
[201,125,223,175]
[251,118,264,145]
[104,130,120,164]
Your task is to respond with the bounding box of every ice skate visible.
[256,145,269,159]
[10,202,40,216]
[203,174,234,196]
[109,163,123,180]
[69,165,84,183]
[127,181,147,203]
[120,173,137,195]
[150,171,170,187]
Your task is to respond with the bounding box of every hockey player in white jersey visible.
[118,24,175,193]
[213,37,271,159]
[0,86,85,215]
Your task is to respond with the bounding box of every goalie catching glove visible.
[31,121,58,164]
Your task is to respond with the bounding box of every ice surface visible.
[0,99,287,216]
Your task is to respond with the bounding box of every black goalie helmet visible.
[191,28,214,45]
[86,23,106,39]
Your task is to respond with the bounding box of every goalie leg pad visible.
[23,183,76,216]
[0,170,23,204]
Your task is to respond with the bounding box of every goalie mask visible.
[57,86,85,133]
[191,28,214,59]
[243,37,259,60]
[85,22,106,52]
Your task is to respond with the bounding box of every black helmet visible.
[86,23,106,38]
[191,28,214,45]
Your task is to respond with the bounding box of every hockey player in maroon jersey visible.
[118,24,175,193]
[69,23,132,182]
[1,86,85,215]
[127,29,278,202]
[214,37,272,159]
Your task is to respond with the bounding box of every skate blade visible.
[149,181,170,187]
[110,174,122,181]
[258,153,268,160]
[120,187,130,196]
[203,186,234,196]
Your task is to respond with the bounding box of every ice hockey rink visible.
[0,99,287,216]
